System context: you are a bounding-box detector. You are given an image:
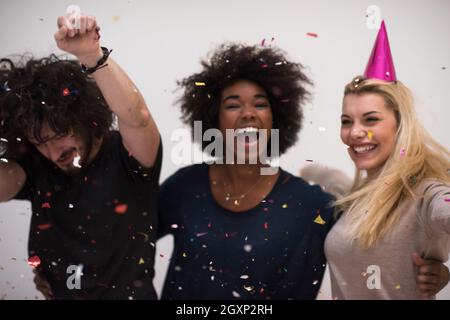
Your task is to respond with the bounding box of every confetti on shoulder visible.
[314,214,326,225]
[195,82,206,86]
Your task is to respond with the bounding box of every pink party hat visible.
[363,20,397,82]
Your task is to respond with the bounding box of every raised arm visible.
[54,14,160,168]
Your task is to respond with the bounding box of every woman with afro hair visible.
[158,43,335,299]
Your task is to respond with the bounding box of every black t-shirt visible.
[15,131,162,299]
[158,164,335,300]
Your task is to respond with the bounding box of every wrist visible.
[77,48,103,68]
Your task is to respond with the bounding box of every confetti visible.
[282,203,288,209]
[196,232,208,237]
[395,284,401,289]
[182,252,187,258]
[114,203,128,214]
[244,285,254,292]
[312,280,319,285]
[264,222,269,230]
[27,255,41,268]
[139,258,145,264]
[136,232,149,241]
[112,15,120,22]
[68,203,74,209]
[171,224,179,229]
[41,202,51,209]
[305,159,314,162]
[444,198,450,202]
[261,38,266,46]
[306,32,318,37]
[195,82,206,86]
[260,64,268,68]
[37,223,53,230]
[62,88,71,96]
[243,244,252,252]
[399,148,406,157]
[367,130,373,140]
[73,155,81,168]
[314,213,326,225]
[240,275,249,279]
[159,253,164,258]
[232,291,241,298]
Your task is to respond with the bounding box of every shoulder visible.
[161,163,207,191]
[278,168,335,204]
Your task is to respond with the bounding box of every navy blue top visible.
[159,164,335,300]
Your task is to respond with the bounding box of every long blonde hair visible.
[335,76,450,249]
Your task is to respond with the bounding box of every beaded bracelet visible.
[81,47,113,74]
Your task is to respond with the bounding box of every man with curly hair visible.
[158,43,335,299]
[0,14,161,299]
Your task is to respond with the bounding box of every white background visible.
[0,0,449,299]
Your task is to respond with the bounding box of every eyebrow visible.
[222,94,268,103]
[341,111,381,118]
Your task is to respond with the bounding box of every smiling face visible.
[341,93,398,177]
[218,80,273,162]
[27,123,87,174]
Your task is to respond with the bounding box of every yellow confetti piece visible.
[195,82,206,86]
[314,214,326,225]
[182,252,187,257]
[138,258,145,265]
[367,130,373,140]
[395,284,401,289]
[282,203,288,209]
[112,15,120,22]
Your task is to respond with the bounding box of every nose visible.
[350,125,367,140]
[240,104,256,120]
[45,141,64,162]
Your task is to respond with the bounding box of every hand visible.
[412,252,450,298]
[33,269,54,300]
[54,14,102,66]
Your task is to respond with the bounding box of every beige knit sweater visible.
[300,165,450,299]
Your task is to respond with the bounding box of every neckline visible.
[204,163,285,214]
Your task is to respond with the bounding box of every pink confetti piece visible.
[41,202,51,209]
[444,198,450,202]
[27,255,41,268]
[264,222,269,230]
[115,203,128,215]
[306,32,318,37]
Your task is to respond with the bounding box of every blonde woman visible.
[303,21,450,299]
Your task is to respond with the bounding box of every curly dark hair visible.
[177,43,312,155]
[0,54,113,160]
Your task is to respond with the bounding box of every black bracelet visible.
[81,47,113,74]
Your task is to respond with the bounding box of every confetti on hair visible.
[306,32,318,37]
[399,148,406,157]
[314,212,326,225]
[367,130,373,140]
[195,82,206,86]
[444,198,450,202]
[114,203,128,214]
[27,255,41,268]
